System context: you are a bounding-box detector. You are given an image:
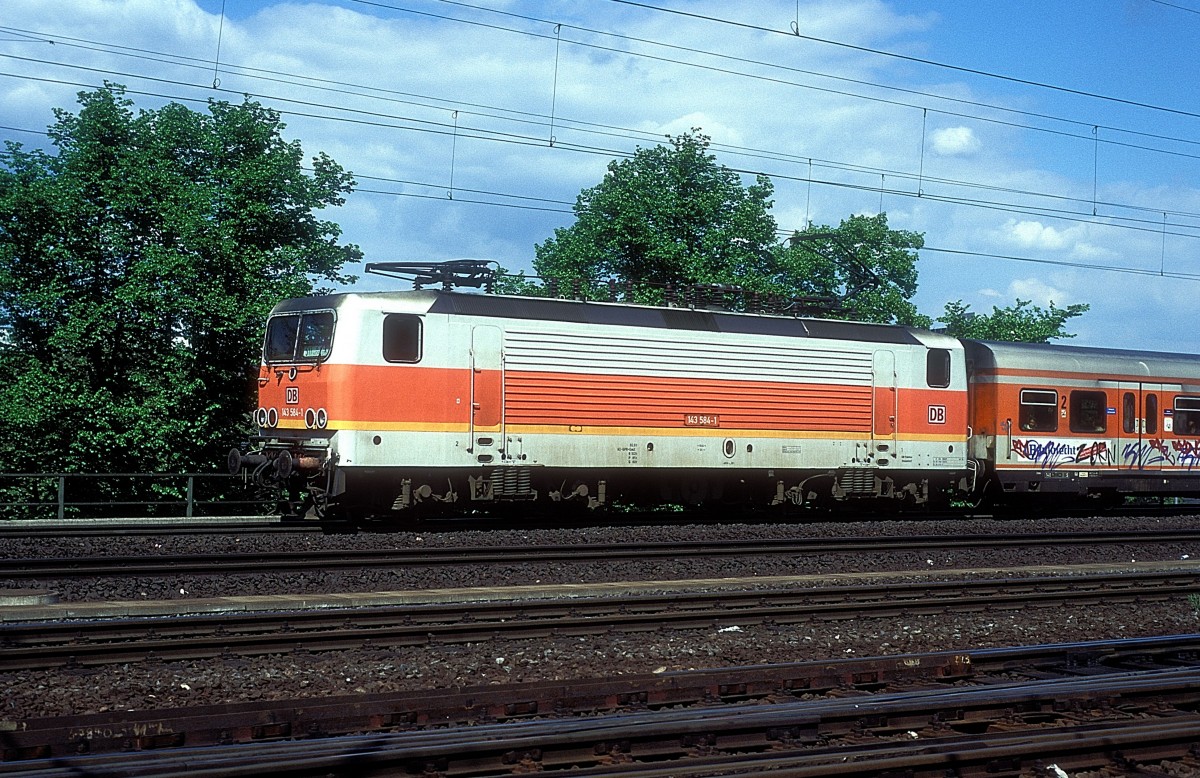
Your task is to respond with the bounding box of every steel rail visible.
[6,664,1200,776]
[0,521,331,538]
[3,528,1200,580]
[7,633,1200,763]
[3,569,1199,670]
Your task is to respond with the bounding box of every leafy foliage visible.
[527,130,1087,339]
[774,216,927,325]
[936,299,1090,343]
[0,84,360,480]
[529,131,930,324]
[533,131,778,303]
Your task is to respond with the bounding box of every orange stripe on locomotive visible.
[259,363,966,438]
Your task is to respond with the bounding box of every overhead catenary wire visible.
[1145,0,1200,16]
[330,4,1200,153]
[2,12,1199,210]
[604,0,1200,121]
[6,63,1200,245]
[9,24,1200,168]
[394,0,1200,146]
[5,64,1200,256]
[5,2,1198,157]
[5,95,1187,284]
[3,43,1200,233]
[3,6,1199,246]
[0,4,1196,284]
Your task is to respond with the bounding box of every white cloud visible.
[1007,277,1070,307]
[929,126,980,156]
[1069,242,1118,261]
[1002,220,1071,250]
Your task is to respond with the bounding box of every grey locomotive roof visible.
[274,289,925,345]
[964,339,1200,381]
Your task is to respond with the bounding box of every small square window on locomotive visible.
[1069,390,1108,434]
[926,348,951,388]
[383,314,423,363]
[1019,389,1058,432]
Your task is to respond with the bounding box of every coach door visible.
[469,326,503,460]
[872,350,897,462]
[1117,382,1163,470]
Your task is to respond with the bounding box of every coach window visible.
[1175,397,1200,436]
[1122,392,1136,434]
[1146,394,1158,434]
[383,314,422,363]
[1069,390,1108,434]
[1019,389,1058,432]
[926,349,951,388]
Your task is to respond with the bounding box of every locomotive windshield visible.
[264,311,335,363]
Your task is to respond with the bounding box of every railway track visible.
[4,528,1199,581]
[4,568,1198,671]
[0,519,333,538]
[6,635,1200,774]
[2,503,1198,538]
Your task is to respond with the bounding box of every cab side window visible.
[1069,390,1107,434]
[1019,389,1058,432]
[926,349,951,388]
[383,314,422,362]
[1175,397,1200,436]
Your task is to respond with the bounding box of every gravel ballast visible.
[3,514,1200,720]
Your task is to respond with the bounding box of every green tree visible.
[774,215,928,325]
[529,131,931,324]
[0,83,360,479]
[936,299,1090,343]
[532,131,778,301]
[529,130,1089,341]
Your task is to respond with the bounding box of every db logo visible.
[928,405,946,424]
[285,386,299,405]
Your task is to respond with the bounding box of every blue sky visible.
[3,0,1199,350]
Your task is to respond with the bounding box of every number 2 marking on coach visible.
[928,405,946,424]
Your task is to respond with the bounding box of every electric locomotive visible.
[230,265,970,519]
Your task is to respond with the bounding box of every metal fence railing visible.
[0,472,282,520]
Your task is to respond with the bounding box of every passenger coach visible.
[964,340,1200,503]
[235,289,971,518]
